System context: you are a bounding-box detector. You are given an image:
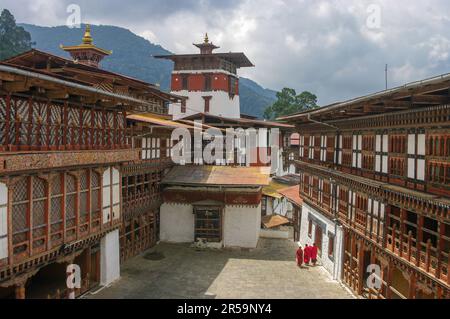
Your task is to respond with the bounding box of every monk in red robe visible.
[311,243,319,266]
[296,243,304,268]
[304,244,311,265]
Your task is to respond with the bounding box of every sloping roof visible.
[3,49,183,103]
[273,174,300,186]
[278,72,450,123]
[262,181,290,199]
[182,113,294,129]
[278,185,302,206]
[127,114,193,129]
[155,52,254,68]
[262,215,290,229]
[162,165,269,187]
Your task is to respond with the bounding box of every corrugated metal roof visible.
[162,165,269,187]
[127,114,193,129]
[262,214,290,229]
[278,185,302,206]
[262,181,289,199]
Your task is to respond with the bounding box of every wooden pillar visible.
[399,209,406,258]
[435,222,444,279]
[409,272,417,299]
[416,216,424,267]
[15,284,26,299]
[357,239,365,296]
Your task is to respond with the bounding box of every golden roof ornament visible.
[82,24,93,45]
[204,33,209,44]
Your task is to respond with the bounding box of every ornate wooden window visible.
[0,183,8,260]
[32,177,47,252]
[12,178,29,255]
[203,96,212,113]
[375,133,388,174]
[50,174,64,246]
[320,135,327,162]
[335,135,343,165]
[194,207,222,243]
[367,198,385,240]
[308,136,315,160]
[91,171,101,230]
[299,136,305,158]
[65,174,77,239]
[348,190,356,223]
[102,168,121,225]
[352,134,362,169]
[407,131,426,181]
[79,170,90,234]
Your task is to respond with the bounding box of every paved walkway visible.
[87,238,354,299]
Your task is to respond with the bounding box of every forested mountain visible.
[20,23,276,118]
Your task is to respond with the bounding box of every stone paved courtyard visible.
[87,238,354,299]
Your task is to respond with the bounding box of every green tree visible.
[0,9,32,60]
[263,88,318,120]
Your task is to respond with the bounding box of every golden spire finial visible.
[204,33,209,44]
[82,24,93,45]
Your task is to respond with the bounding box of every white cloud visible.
[2,0,450,105]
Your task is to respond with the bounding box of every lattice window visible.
[80,170,90,224]
[65,174,77,232]
[12,178,29,253]
[50,174,63,241]
[32,177,47,248]
[91,171,101,226]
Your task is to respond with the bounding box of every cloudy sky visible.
[2,0,450,105]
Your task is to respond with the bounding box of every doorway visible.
[315,225,323,256]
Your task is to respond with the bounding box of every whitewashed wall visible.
[223,204,261,249]
[100,229,120,286]
[170,90,241,120]
[299,203,343,280]
[0,183,8,260]
[160,203,195,243]
[160,202,261,248]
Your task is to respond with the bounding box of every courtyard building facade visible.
[281,74,450,299]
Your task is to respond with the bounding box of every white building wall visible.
[223,204,261,249]
[170,90,241,120]
[100,229,120,286]
[160,203,195,243]
[160,202,261,249]
[299,203,343,280]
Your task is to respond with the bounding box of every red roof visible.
[278,185,302,206]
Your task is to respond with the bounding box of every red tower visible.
[156,34,254,120]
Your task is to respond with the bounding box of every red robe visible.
[311,245,318,260]
[296,248,303,266]
[304,246,311,263]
